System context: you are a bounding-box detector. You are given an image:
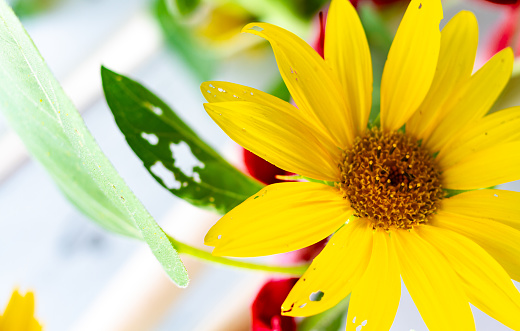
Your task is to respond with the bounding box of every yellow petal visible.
[200,81,335,150]
[205,182,352,257]
[406,11,477,140]
[437,106,520,168]
[242,22,355,149]
[204,101,340,181]
[325,0,372,135]
[201,81,292,105]
[418,225,520,330]
[433,211,520,281]
[381,0,443,132]
[281,219,372,317]
[346,229,400,331]
[441,140,520,190]
[425,48,514,152]
[392,228,475,331]
[440,189,520,231]
[0,290,42,331]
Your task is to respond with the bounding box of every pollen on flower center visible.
[338,128,444,230]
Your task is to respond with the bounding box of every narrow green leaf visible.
[298,295,350,331]
[0,0,188,287]
[153,0,215,81]
[101,67,264,215]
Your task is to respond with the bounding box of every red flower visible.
[243,149,290,185]
[314,11,326,58]
[252,278,299,331]
[481,0,519,4]
[483,3,520,59]
[371,0,407,6]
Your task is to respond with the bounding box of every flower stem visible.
[167,235,308,276]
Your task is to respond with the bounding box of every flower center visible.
[338,128,444,230]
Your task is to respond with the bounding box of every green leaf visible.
[359,4,393,126]
[298,295,350,331]
[490,59,520,114]
[0,0,189,287]
[101,67,264,215]
[164,0,200,17]
[11,0,62,17]
[282,0,329,19]
[267,76,291,102]
[153,0,215,81]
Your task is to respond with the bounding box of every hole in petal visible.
[309,291,324,302]
[250,26,263,32]
[298,303,307,308]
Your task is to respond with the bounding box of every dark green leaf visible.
[101,67,264,215]
[0,0,189,287]
[298,295,350,331]
[283,0,329,19]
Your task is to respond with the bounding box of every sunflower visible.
[0,289,42,331]
[200,0,520,329]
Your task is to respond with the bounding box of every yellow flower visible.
[200,0,520,329]
[0,289,42,331]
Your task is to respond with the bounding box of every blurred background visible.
[0,0,518,330]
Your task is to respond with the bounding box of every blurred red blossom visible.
[252,279,299,331]
[482,0,519,5]
[484,3,520,58]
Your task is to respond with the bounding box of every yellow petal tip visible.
[241,23,266,35]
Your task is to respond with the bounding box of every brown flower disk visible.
[338,128,444,230]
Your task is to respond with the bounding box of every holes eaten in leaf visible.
[170,141,204,182]
[141,132,159,145]
[150,161,181,189]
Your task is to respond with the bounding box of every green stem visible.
[167,235,308,276]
